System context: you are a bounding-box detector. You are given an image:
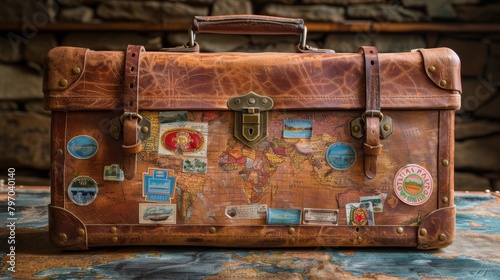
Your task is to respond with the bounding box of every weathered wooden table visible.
[1,186,499,279]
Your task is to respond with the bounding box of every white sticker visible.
[303,208,339,225]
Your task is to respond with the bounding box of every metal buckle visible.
[111,113,151,141]
[361,110,383,121]
[120,112,143,124]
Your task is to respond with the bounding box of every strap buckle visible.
[361,110,383,121]
[120,112,143,124]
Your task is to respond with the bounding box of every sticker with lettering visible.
[283,120,312,138]
[143,168,176,203]
[346,202,375,226]
[67,135,98,159]
[303,208,339,225]
[225,204,267,219]
[139,203,176,224]
[394,164,433,206]
[67,176,98,206]
[158,122,208,157]
[326,142,356,171]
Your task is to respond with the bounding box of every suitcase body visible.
[43,16,460,250]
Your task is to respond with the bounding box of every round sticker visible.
[67,176,98,206]
[67,135,98,159]
[326,142,356,170]
[393,164,433,206]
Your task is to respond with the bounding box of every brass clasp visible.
[228,91,274,148]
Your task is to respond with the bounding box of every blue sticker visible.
[283,120,313,138]
[143,168,176,202]
[67,176,98,206]
[326,142,356,171]
[266,208,302,225]
[67,135,98,159]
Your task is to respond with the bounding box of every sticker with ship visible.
[139,203,176,224]
[283,120,313,138]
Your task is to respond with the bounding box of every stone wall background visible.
[1,0,499,191]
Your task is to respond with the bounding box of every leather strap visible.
[192,15,304,35]
[359,46,382,179]
[122,45,144,180]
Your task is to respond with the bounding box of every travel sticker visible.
[67,135,98,159]
[225,204,267,219]
[160,111,188,123]
[183,158,208,174]
[346,202,375,226]
[103,164,124,181]
[266,208,302,225]
[67,176,98,206]
[139,203,176,224]
[394,164,433,206]
[326,142,356,171]
[359,195,384,212]
[158,122,208,157]
[303,208,339,225]
[143,168,176,203]
[283,120,312,138]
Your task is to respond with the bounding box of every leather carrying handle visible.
[192,15,305,35]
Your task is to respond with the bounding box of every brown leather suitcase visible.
[43,15,461,250]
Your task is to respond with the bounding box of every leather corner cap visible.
[419,48,462,93]
[417,205,456,250]
[48,205,88,250]
[43,46,88,92]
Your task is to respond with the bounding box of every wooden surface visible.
[0,186,499,279]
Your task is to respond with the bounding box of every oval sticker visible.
[393,164,433,206]
[160,128,205,155]
[326,142,356,170]
[67,135,98,159]
[67,176,98,206]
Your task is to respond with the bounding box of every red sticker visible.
[160,128,205,155]
[394,164,433,206]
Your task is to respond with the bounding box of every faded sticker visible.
[160,111,188,123]
[225,204,267,219]
[394,164,433,206]
[183,158,208,174]
[303,208,339,225]
[159,122,208,157]
[143,168,175,203]
[139,203,176,224]
[67,135,98,159]
[103,164,124,181]
[326,142,356,171]
[346,202,375,226]
[283,120,312,138]
[266,208,301,225]
[359,195,384,212]
[67,176,98,206]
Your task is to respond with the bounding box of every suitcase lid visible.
[43,47,461,111]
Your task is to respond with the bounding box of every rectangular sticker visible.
[266,208,302,225]
[143,168,175,203]
[303,208,339,225]
[283,120,312,138]
[160,111,188,123]
[183,158,208,174]
[139,203,176,224]
[345,202,375,226]
[158,122,208,157]
[359,195,384,212]
[225,204,267,219]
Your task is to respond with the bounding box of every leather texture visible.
[193,15,304,35]
[44,41,460,249]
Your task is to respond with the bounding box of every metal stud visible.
[209,227,216,233]
[72,67,81,75]
[383,124,391,131]
[438,234,447,241]
[353,125,360,132]
[110,227,117,233]
[440,79,447,87]
[56,149,63,156]
[428,66,436,73]
[58,233,67,242]
[419,228,427,236]
[289,237,296,244]
[59,79,68,87]
[248,98,256,105]
[442,159,449,166]
[141,126,149,133]
[288,228,295,235]
[397,227,404,234]
[356,236,363,243]
[77,229,85,236]
[442,196,449,203]
[112,236,118,243]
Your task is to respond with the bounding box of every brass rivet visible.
[420,228,427,236]
[59,79,68,87]
[353,125,360,132]
[442,196,449,203]
[141,126,149,133]
[440,79,447,87]
[209,227,216,233]
[397,227,404,234]
[442,159,449,166]
[248,98,256,105]
[288,228,295,235]
[110,227,117,233]
[438,234,446,241]
[428,65,436,73]
[77,229,85,236]
[485,189,491,193]
[383,124,391,131]
[289,237,296,244]
[58,233,67,242]
[72,67,81,75]
[262,99,268,104]
[356,236,363,243]
[234,99,241,104]
[112,236,118,243]
[56,149,63,156]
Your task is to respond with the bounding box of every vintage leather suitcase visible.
[43,15,461,250]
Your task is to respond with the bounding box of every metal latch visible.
[228,91,274,148]
[350,112,394,140]
[109,113,151,141]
